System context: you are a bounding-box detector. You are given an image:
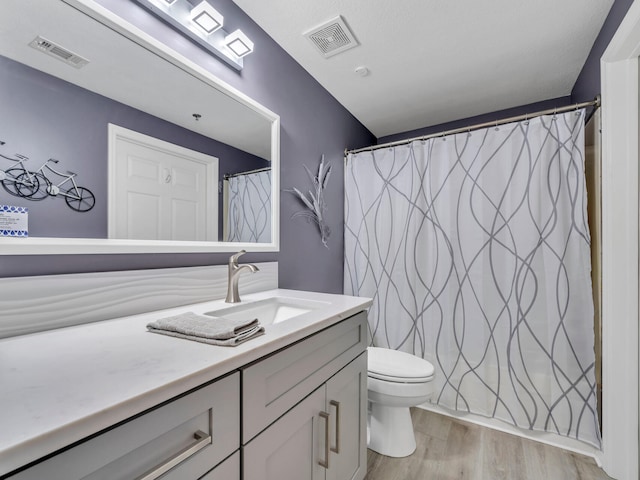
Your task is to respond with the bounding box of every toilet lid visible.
[368,347,435,383]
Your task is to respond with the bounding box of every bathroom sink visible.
[204,296,329,326]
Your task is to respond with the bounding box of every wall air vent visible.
[28,36,89,69]
[304,16,359,58]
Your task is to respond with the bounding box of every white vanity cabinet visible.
[7,373,240,480]
[3,309,369,480]
[242,312,368,480]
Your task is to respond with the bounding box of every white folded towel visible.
[147,311,264,346]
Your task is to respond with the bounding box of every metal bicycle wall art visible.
[0,147,95,213]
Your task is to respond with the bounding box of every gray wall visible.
[571,0,634,103]
[0,0,376,294]
[378,96,572,145]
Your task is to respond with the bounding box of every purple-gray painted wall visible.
[571,0,635,103]
[378,96,573,145]
[0,0,376,293]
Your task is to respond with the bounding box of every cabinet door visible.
[243,387,327,480]
[326,352,367,480]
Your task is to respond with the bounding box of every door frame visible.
[108,124,218,241]
[600,1,640,477]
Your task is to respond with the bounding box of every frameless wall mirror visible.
[0,0,279,254]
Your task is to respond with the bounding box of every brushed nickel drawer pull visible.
[319,411,330,469]
[330,400,340,454]
[135,430,211,480]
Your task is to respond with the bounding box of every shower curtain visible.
[224,169,271,243]
[344,110,600,446]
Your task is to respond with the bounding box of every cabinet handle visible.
[319,411,330,469]
[330,400,340,454]
[134,430,212,480]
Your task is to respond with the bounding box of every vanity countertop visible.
[0,288,371,478]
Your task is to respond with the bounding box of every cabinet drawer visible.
[199,451,240,480]
[10,372,239,480]
[242,312,367,441]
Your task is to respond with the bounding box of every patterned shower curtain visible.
[225,169,271,243]
[344,110,600,446]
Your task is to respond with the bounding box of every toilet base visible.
[368,402,416,457]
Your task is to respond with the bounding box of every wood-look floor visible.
[364,408,613,480]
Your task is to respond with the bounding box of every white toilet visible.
[367,346,435,457]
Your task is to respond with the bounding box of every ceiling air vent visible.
[28,36,89,69]
[304,16,358,58]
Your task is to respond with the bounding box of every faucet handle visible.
[229,249,247,265]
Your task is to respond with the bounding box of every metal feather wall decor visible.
[287,155,332,248]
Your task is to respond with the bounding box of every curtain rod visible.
[224,166,271,180]
[345,96,600,156]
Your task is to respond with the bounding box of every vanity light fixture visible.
[225,30,254,58]
[189,1,223,35]
[133,0,251,70]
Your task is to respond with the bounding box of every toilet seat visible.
[368,347,435,383]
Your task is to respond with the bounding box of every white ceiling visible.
[233,0,614,138]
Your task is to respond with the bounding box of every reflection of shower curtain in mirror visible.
[224,170,271,242]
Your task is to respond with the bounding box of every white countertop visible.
[0,289,371,477]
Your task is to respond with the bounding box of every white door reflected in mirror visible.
[109,124,218,242]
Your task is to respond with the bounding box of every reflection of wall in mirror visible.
[0,54,269,241]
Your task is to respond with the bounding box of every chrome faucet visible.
[225,250,259,303]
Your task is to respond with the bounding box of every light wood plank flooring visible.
[364,408,613,480]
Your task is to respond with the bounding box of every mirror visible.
[0,0,279,254]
